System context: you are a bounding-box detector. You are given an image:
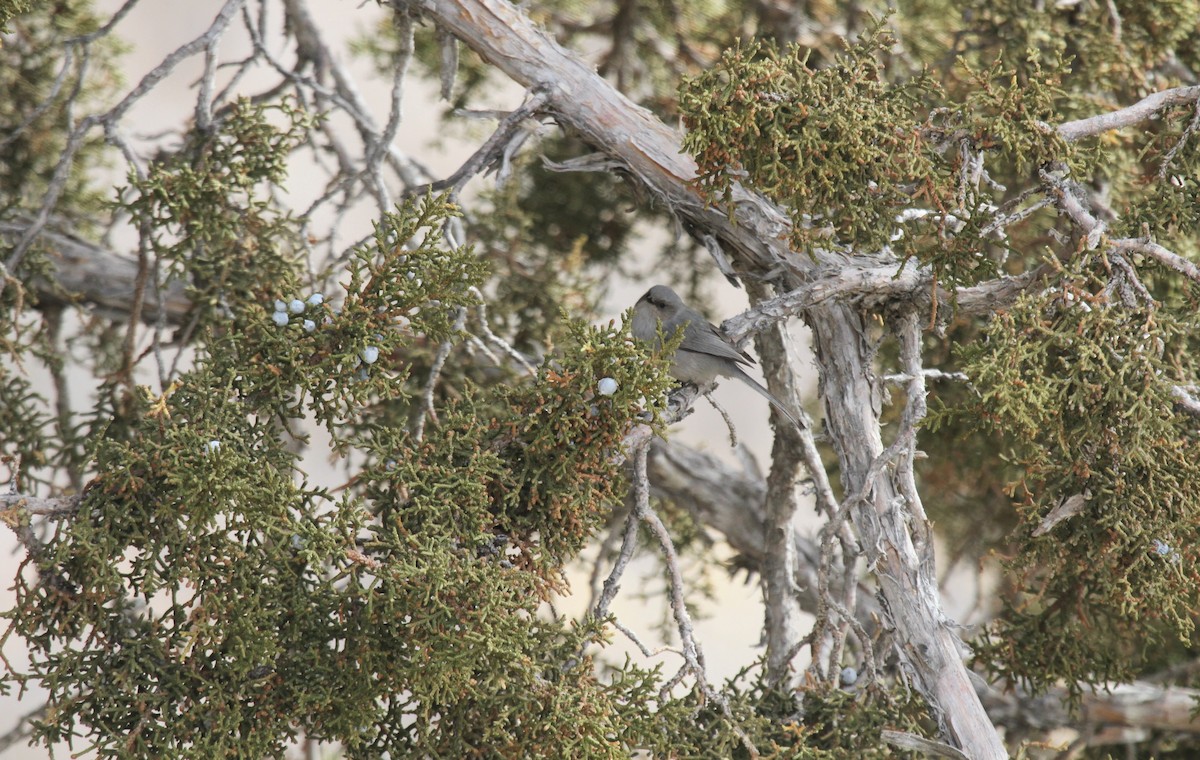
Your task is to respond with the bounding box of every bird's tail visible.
[733,367,801,430]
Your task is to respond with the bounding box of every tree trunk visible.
[400,0,1006,755]
[809,305,1006,757]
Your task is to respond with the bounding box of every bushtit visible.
[632,285,799,427]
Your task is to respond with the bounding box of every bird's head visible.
[636,285,683,316]
[632,285,684,341]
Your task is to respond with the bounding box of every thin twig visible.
[405,86,550,199]
[462,333,504,368]
[589,507,640,622]
[1157,93,1200,179]
[413,307,468,442]
[468,286,538,376]
[702,391,737,447]
[611,620,679,660]
[1112,238,1200,287]
[629,443,759,758]
[586,515,630,609]
[0,702,48,753]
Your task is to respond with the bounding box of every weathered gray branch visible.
[1112,237,1200,286]
[0,218,191,325]
[1057,85,1200,142]
[809,304,1005,756]
[0,492,83,517]
[630,442,759,757]
[646,439,880,624]
[746,280,821,684]
[721,260,1054,345]
[399,0,794,282]
[980,680,1200,744]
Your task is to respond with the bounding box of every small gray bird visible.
[632,285,799,427]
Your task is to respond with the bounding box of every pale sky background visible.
[0,2,994,757]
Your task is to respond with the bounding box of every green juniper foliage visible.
[0,3,117,219]
[959,259,1200,696]
[0,1,32,30]
[3,191,688,756]
[7,183,932,753]
[619,670,931,760]
[681,7,1200,708]
[123,99,315,334]
[0,2,122,486]
[679,21,1077,289]
[939,0,1200,101]
[6,0,1200,756]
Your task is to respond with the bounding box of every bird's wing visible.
[683,319,755,367]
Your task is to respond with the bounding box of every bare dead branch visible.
[954,264,1055,315]
[413,306,468,441]
[883,369,970,384]
[721,259,1053,342]
[589,505,640,623]
[466,286,538,376]
[611,619,679,660]
[1040,169,1106,243]
[1112,238,1200,287]
[700,391,738,447]
[1032,491,1091,537]
[646,439,878,624]
[721,262,925,344]
[405,87,550,199]
[0,493,83,518]
[1157,96,1200,179]
[811,302,1006,757]
[401,0,794,282]
[0,218,191,324]
[742,280,816,684]
[1057,85,1200,142]
[629,442,759,758]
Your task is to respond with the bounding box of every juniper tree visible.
[1,0,1199,758]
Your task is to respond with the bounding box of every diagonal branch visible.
[629,442,759,758]
[400,0,796,281]
[404,87,550,198]
[1057,85,1200,142]
[1112,238,1200,287]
